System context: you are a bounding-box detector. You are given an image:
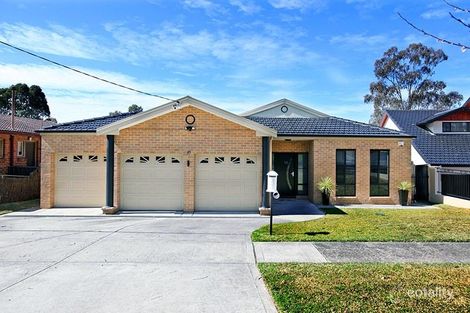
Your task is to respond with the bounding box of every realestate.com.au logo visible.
[407,287,454,300]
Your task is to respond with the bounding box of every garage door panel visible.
[54,154,106,208]
[196,155,260,212]
[120,154,183,210]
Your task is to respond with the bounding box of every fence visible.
[441,174,470,201]
[0,169,40,204]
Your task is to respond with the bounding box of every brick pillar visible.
[184,152,195,212]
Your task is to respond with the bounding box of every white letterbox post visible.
[266,171,279,235]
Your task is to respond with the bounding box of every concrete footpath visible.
[254,242,470,263]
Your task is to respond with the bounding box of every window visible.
[200,157,209,164]
[442,122,470,132]
[59,156,68,162]
[215,156,225,164]
[140,156,150,163]
[336,150,356,196]
[73,155,83,162]
[370,150,389,196]
[230,157,240,164]
[17,141,25,157]
[246,157,256,165]
[125,157,134,163]
[88,155,98,162]
[297,153,308,196]
[0,139,4,159]
[171,157,180,164]
[156,156,166,164]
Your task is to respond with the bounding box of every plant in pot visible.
[317,176,334,206]
[398,181,412,206]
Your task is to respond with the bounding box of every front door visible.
[24,142,36,167]
[273,153,297,197]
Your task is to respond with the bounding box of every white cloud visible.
[182,0,225,15]
[268,0,326,10]
[105,23,318,69]
[421,9,448,20]
[0,63,194,122]
[330,33,388,47]
[0,23,108,60]
[229,0,261,14]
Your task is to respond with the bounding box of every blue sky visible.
[0,0,469,123]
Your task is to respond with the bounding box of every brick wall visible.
[0,133,41,175]
[40,106,261,210]
[272,140,310,153]
[312,137,412,204]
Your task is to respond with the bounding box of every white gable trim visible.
[240,98,329,118]
[96,96,277,137]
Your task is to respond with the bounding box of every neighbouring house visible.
[381,99,470,207]
[0,114,55,175]
[38,96,412,211]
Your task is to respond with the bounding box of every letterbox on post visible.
[266,171,278,193]
[266,171,279,235]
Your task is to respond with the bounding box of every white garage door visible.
[196,155,260,212]
[120,155,184,210]
[55,154,106,207]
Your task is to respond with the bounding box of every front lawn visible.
[259,263,470,313]
[0,199,39,215]
[252,206,470,242]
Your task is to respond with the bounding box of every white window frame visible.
[17,141,25,157]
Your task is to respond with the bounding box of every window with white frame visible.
[17,141,25,157]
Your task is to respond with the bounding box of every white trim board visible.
[240,98,329,118]
[96,96,277,137]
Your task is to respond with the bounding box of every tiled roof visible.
[39,112,137,132]
[0,114,56,134]
[386,109,470,166]
[248,116,412,137]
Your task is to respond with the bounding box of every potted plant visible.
[317,176,334,205]
[398,181,412,206]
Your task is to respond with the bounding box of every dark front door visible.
[273,153,297,197]
[24,142,36,167]
[414,165,429,201]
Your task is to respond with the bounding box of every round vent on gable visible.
[281,105,288,113]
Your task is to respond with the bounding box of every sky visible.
[0,0,469,123]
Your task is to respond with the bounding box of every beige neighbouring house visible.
[38,96,413,212]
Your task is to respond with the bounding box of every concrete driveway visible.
[0,215,277,313]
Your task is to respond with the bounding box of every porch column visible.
[105,135,115,208]
[261,136,271,208]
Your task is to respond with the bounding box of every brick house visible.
[38,96,412,211]
[381,99,470,207]
[0,114,55,175]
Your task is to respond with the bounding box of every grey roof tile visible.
[39,112,136,132]
[248,116,411,137]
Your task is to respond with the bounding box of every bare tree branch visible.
[397,12,470,50]
[443,0,470,13]
[449,12,470,29]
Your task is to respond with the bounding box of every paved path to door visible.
[254,242,470,263]
[0,215,277,313]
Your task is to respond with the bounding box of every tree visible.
[398,1,469,52]
[128,104,143,113]
[0,83,51,119]
[365,43,463,124]
[108,110,122,116]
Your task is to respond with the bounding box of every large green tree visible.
[366,43,463,124]
[0,83,50,119]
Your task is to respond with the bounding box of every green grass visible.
[252,206,470,242]
[259,263,470,313]
[0,199,39,215]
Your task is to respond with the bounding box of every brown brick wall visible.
[272,140,309,153]
[312,137,412,204]
[0,133,41,174]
